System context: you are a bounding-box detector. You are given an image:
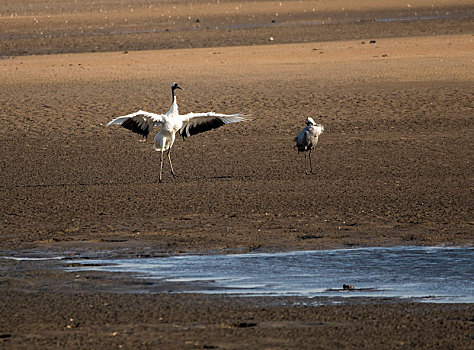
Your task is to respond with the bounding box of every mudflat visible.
[0,0,473,349]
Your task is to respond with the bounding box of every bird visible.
[293,117,324,174]
[107,83,248,182]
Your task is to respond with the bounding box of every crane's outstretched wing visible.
[179,112,248,139]
[107,110,164,138]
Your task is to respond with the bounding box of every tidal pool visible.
[64,246,474,302]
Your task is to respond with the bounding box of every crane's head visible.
[305,117,316,126]
[306,117,324,134]
[172,82,183,91]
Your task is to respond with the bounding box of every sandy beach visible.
[1,0,473,348]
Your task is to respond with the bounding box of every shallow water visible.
[64,246,474,302]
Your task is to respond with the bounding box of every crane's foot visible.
[170,171,178,179]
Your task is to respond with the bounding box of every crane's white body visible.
[107,83,247,182]
[293,117,324,174]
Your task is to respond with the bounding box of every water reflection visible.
[64,246,474,302]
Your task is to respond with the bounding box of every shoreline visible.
[1,246,473,304]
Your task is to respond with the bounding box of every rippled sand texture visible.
[1,28,473,251]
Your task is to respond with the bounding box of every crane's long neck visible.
[169,87,178,114]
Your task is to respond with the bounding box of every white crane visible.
[293,117,324,174]
[107,83,247,182]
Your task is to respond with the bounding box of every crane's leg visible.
[167,148,177,178]
[304,152,308,175]
[309,149,314,174]
[159,149,164,183]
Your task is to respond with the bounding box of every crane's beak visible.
[176,84,183,90]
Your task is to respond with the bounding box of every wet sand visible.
[1,0,473,348]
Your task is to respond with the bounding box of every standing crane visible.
[293,117,324,174]
[107,83,247,182]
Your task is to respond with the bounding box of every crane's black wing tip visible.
[179,117,226,139]
[121,115,154,138]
